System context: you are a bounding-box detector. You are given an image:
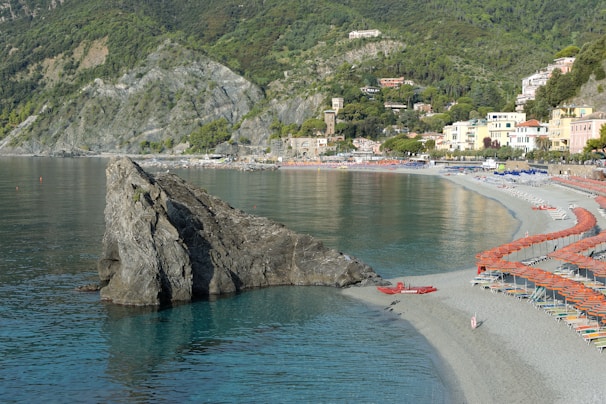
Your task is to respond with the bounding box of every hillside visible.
[1,0,606,155]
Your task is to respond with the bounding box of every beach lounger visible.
[575,324,600,335]
[534,300,564,310]
[489,282,518,294]
[594,339,606,352]
[582,331,606,344]
[527,287,546,303]
[563,315,588,326]
[545,308,578,318]
[505,288,530,299]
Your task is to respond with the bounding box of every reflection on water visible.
[102,287,449,402]
[173,168,516,278]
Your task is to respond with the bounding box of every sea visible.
[0,157,517,403]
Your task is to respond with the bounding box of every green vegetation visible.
[585,123,606,155]
[1,0,606,151]
[132,187,147,203]
[188,118,231,153]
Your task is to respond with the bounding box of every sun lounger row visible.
[470,271,503,286]
[498,187,547,206]
[521,256,549,266]
[548,208,568,220]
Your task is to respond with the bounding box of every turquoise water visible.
[0,158,516,402]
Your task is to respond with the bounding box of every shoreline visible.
[341,166,606,403]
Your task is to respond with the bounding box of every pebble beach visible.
[342,165,606,403]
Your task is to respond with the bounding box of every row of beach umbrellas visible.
[552,176,606,198]
[475,207,597,266]
[476,206,606,322]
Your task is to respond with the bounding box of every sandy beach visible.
[339,165,606,403]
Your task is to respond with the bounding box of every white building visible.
[353,137,382,155]
[515,57,576,111]
[509,119,548,153]
[348,29,381,39]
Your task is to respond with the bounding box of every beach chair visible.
[563,315,588,326]
[593,338,606,352]
[582,331,606,344]
[534,299,563,310]
[575,324,600,335]
[527,286,546,304]
[505,287,530,300]
[547,309,578,320]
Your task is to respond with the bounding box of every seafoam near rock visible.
[97,157,381,305]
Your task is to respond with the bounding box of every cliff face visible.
[97,158,381,305]
[1,40,265,155]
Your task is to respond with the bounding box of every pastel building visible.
[569,112,606,154]
[440,119,488,151]
[549,105,593,151]
[509,119,549,153]
[486,112,527,148]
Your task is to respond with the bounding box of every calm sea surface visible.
[0,158,516,403]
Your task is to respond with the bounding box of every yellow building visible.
[440,119,488,151]
[486,112,526,148]
[548,105,593,151]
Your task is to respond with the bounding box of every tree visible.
[448,103,473,122]
[188,118,231,153]
[535,136,551,152]
[584,124,606,154]
[555,45,580,58]
[298,118,326,136]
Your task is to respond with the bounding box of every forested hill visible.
[1,0,606,155]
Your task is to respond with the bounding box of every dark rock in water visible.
[97,157,382,306]
[76,283,101,292]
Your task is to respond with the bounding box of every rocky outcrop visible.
[98,157,381,305]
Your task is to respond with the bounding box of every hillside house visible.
[360,86,380,96]
[384,102,407,113]
[378,77,412,88]
[515,57,576,112]
[348,29,381,39]
[414,103,432,114]
[352,137,382,155]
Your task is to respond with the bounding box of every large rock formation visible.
[98,158,381,305]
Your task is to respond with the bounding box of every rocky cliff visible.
[1,40,265,155]
[97,158,381,305]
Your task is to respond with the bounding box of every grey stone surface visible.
[98,157,381,305]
